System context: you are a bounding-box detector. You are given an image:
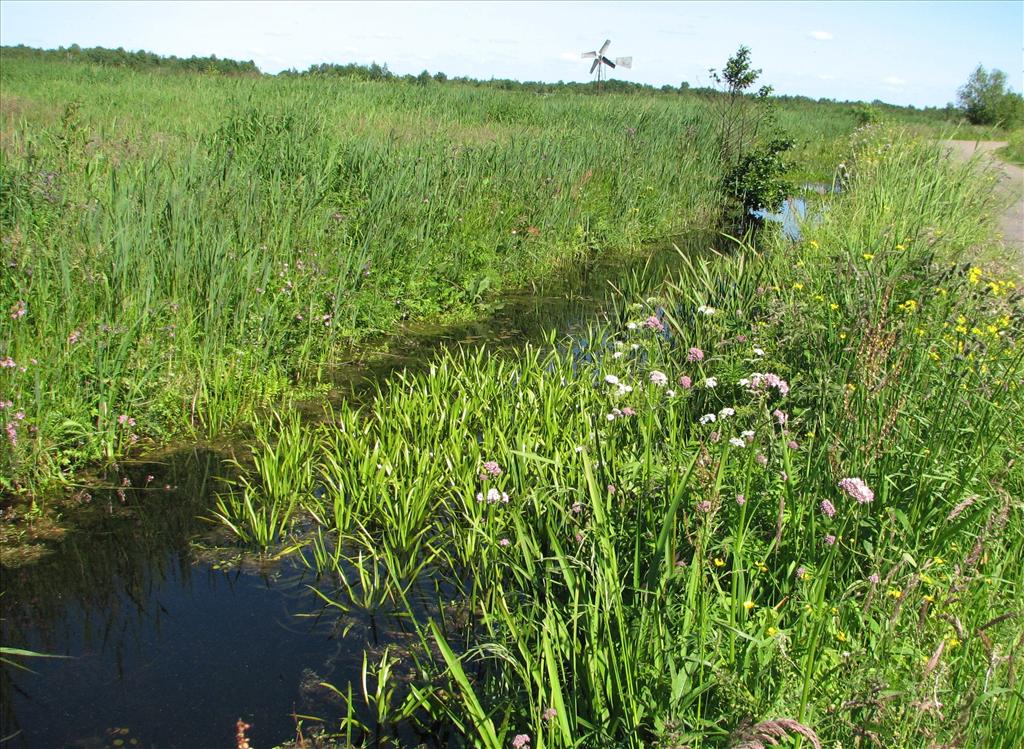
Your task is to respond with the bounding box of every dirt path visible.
[943,140,1023,274]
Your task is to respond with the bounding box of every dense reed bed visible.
[1,59,728,491]
[220,127,1022,747]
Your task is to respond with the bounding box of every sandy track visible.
[943,140,1023,273]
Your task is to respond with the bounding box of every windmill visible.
[581,39,632,83]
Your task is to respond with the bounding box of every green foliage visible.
[723,136,794,215]
[710,47,795,223]
[0,55,724,491]
[221,131,1021,747]
[957,65,1024,127]
[0,43,258,75]
[997,128,1024,165]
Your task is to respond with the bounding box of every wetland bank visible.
[2,44,1024,749]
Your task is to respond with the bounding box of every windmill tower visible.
[581,39,632,84]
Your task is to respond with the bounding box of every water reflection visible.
[1,232,725,748]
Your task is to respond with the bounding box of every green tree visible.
[957,65,1024,126]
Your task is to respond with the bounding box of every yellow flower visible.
[767,626,778,636]
[932,556,944,566]
[967,267,982,285]
[947,636,961,649]
[743,600,755,611]
[923,594,935,603]
[836,630,847,642]
[793,282,804,290]
[713,558,726,568]
[829,302,839,311]
[808,240,819,249]
[839,332,847,340]
[862,253,875,261]
[935,287,947,296]
[757,563,768,573]
[887,588,903,599]
[898,299,918,313]
[895,244,906,251]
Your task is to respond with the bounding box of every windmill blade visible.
[601,56,616,69]
[614,56,632,69]
[590,58,600,74]
[599,39,611,55]
[581,51,597,59]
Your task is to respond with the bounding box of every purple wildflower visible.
[67,330,81,345]
[756,452,768,466]
[5,422,16,446]
[796,566,808,579]
[621,406,636,417]
[787,440,799,450]
[10,300,26,319]
[678,375,692,389]
[542,707,557,721]
[825,534,837,546]
[512,734,531,749]
[772,409,788,425]
[751,372,790,395]
[696,500,712,512]
[499,538,511,547]
[643,315,665,332]
[736,494,746,505]
[820,499,836,518]
[687,347,704,362]
[868,573,880,585]
[480,460,503,479]
[0,357,15,369]
[649,370,668,387]
[838,477,874,504]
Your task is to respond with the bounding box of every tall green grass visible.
[220,128,1022,747]
[1,58,726,491]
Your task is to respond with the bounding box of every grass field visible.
[2,48,1023,749]
[3,51,1010,494]
[218,126,1023,747]
[3,57,732,491]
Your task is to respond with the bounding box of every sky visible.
[1,1,1021,107]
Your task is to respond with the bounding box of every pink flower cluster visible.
[512,735,531,749]
[839,477,874,504]
[479,460,503,479]
[687,347,704,362]
[643,315,665,332]
[10,300,26,319]
[0,357,15,369]
[750,372,790,396]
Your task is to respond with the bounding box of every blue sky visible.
[1,1,1020,107]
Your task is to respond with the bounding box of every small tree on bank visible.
[956,65,1024,127]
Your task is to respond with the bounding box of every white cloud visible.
[883,75,907,86]
[559,51,582,62]
[808,30,834,41]
[817,73,837,80]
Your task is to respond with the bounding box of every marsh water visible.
[1,232,736,749]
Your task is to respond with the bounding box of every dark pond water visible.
[1,233,722,749]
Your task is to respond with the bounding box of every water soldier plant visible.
[215,129,1022,747]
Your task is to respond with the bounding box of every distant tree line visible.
[0,43,259,75]
[4,44,1019,128]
